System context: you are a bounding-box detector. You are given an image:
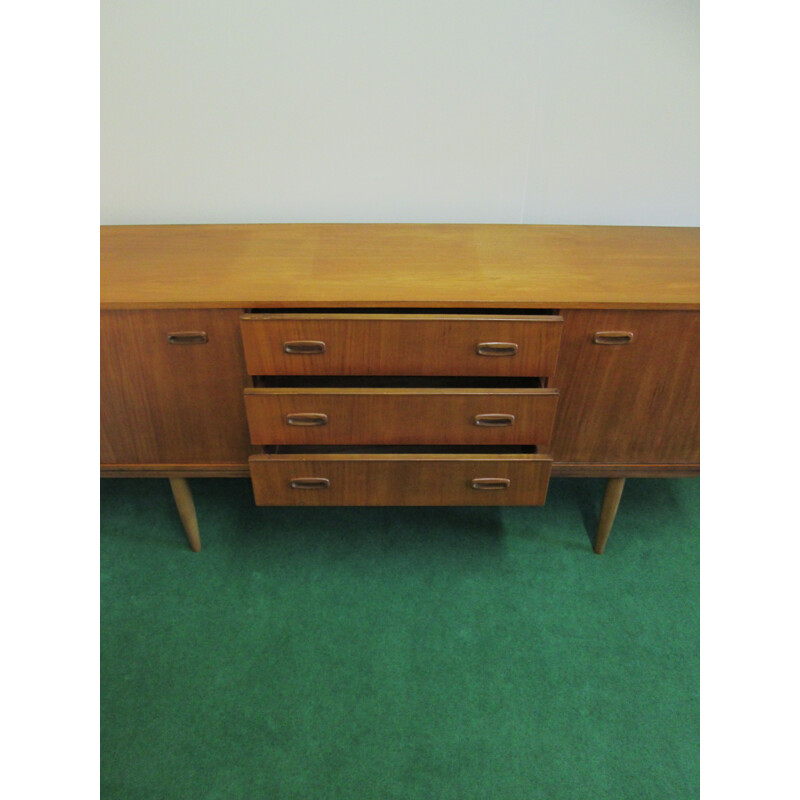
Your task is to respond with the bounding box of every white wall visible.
[101,0,698,226]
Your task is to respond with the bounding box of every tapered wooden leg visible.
[594,477,626,555]
[169,477,201,552]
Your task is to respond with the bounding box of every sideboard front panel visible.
[550,310,699,464]
[100,310,254,466]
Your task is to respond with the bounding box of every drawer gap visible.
[245,307,559,315]
[252,375,545,389]
[262,445,540,455]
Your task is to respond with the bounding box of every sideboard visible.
[100,224,699,553]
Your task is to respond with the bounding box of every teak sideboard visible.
[100,224,699,554]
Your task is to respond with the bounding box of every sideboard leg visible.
[169,477,202,552]
[594,477,626,555]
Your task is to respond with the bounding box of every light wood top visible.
[100,224,699,310]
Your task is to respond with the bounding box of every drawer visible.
[249,449,552,506]
[240,313,563,376]
[243,386,559,446]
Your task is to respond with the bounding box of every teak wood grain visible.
[249,453,552,506]
[101,224,699,310]
[100,309,254,465]
[240,314,563,376]
[243,388,559,447]
[549,310,700,464]
[99,223,700,552]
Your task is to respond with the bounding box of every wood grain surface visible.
[244,388,559,446]
[249,452,552,506]
[549,310,700,463]
[240,314,563,376]
[101,309,255,465]
[101,224,699,310]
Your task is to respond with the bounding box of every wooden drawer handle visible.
[592,331,634,345]
[476,342,518,357]
[471,478,511,490]
[290,477,330,490]
[167,331,208,345]
[474,414,515,427]
[286,413,329,427]
[283,340,326,355]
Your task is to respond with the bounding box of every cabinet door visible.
[550,310,699,464]
[101,310,253,467]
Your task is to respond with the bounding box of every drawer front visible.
[244,389,558,447]
[240,314,563,376]
[249,453,552,506]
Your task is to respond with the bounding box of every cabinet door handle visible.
[474,414,515,427]
[286,413,328,427]
[592,331,634,345]
[290,478,330,490]
[167,331,208,345]
[283,340,326,354]
[476,342,518,356]
[471,478,511,490]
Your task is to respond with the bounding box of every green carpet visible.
[101,477,699,799]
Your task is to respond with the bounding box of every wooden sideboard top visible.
[100,224,699,310]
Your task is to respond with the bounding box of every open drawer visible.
[243,383,559,447]
[240,312,563,376]
[249,447,552,506]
